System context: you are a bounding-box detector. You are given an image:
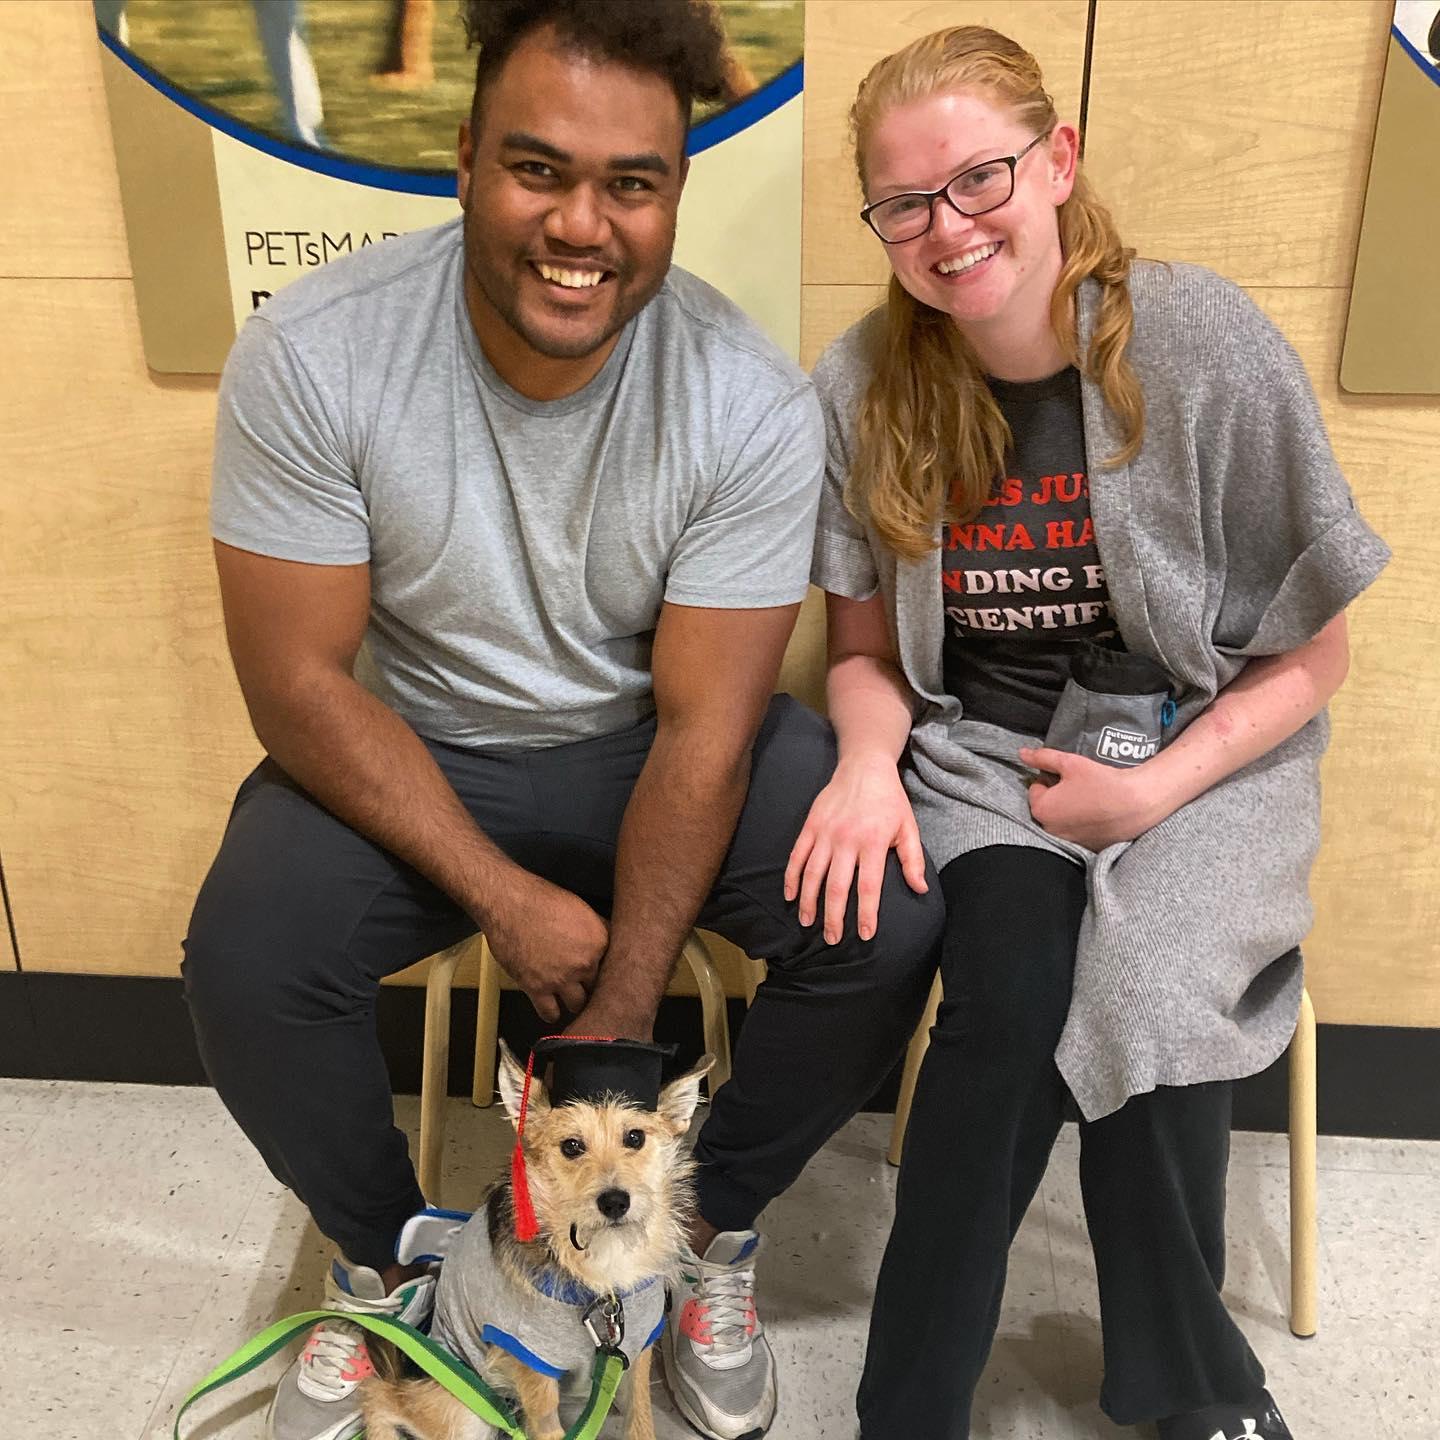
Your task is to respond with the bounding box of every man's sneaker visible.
[267,1255,435,1440]
[1157,1390,1295,1440]
[662,1229,776,1440]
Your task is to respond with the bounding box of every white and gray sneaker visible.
[662,1230,776,1440]
[267,1255,435,1440]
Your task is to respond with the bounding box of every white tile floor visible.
[2,1077,1435,1439]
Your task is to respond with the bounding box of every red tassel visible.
[511,1141,539,1242]
[512,1046,541,1242]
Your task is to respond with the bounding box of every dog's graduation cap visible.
[535,1035,676,1108]
[511,1035,677,1242]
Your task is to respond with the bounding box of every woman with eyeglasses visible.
[791,25,1389,1440]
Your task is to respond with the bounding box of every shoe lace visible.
[299,1319,375,1398]
[690,1256,760,1357]
[299,1266,417,1400]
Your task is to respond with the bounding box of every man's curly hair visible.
[462,0,729,133]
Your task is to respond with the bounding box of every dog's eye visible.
[560,1137,586,1159]
[623,1128,646,1150]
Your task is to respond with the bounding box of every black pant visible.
[183,696,944,1269]
[857,846,1265,1438]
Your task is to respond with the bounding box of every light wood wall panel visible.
[801,283,885,369]
[0,1,131,278]
[1083,1,1391,288]
[803,0,1090,287]
[0,276,256,976]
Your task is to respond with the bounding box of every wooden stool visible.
[886,977,1319,1338]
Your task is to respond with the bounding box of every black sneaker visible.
[1157,1390,1294,1440]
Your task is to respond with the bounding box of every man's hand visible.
[481,875,607,1025]
[1018,746,1171,851]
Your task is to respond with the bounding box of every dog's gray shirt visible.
[431,1210,665,1383]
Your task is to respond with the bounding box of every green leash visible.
[171,1308,628,1440]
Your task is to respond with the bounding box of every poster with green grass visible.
[94,0,804,372]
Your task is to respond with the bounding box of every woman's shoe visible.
[1156,1390,1294,1440]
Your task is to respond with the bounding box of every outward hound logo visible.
[1097,725,1159,765]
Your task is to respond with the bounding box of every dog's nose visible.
[596,1188,631,1221]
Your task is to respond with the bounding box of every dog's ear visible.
[657,1054,713,1134]
[497,1040,548,1130]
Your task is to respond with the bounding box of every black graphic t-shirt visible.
[942,365,1121,735]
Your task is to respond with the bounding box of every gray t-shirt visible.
[431,1210,665,1386]
[212,217,823,749]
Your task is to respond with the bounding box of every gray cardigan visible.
[811,263,1390,1120]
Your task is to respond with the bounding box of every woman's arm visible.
[784,591,929,943]
[1019,613,1351,850]
[826,591,916,767]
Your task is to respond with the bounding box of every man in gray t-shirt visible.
[185,7,941,1440]
[212,214,821,751]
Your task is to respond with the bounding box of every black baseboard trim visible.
[3,971,1437,1140]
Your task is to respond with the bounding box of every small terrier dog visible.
[363,1041,711,1440]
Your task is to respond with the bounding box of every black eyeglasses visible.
[860,131,1053,244]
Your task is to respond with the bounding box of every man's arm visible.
[569,600,801,1039]
[215,541,605,1021]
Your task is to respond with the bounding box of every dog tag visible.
[581,1294,626,1352]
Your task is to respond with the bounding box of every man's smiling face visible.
[457,26,688,372]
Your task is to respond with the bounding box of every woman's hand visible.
[785,754,929,944]
[1018,746,1174,850]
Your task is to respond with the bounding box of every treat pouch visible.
[1043,645,1175,769]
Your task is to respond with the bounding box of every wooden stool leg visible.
[743,958,766,1007]
[1289,986,1318,1337]
[471,937,501,1108]
[682,932,731,1098]
[887,974,942,1167]
[419,944,464,1203]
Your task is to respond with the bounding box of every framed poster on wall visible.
[93,0,804,372]
[1341,1,1440,394]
